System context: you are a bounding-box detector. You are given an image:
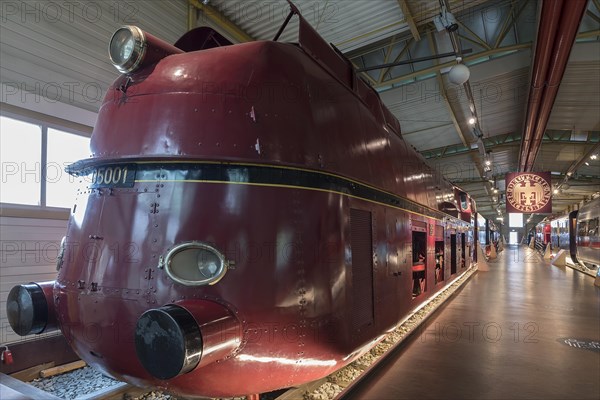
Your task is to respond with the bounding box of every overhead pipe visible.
[519,0,588,172]
[518,0,563,171]
[524,0,588,171]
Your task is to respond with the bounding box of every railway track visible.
[2,265,478,400]
[1,366,172,400]
[277,264,479,400]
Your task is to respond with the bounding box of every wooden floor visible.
[346,245,600,400]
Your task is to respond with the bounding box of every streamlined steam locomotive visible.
[7,4,476,397]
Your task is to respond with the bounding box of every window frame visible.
[0,106,92,220]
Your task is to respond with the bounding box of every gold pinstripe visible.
[135,178,444,222]
[85,160,461,223]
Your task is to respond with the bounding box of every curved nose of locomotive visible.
[6,282,57,336]
[134,301,240,380]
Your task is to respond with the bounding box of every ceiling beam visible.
[373,43,531,87]
[494,0,531,49]
[402,122,454,136]
[426,29,487,192]
[577,29,600,39]
[456,21,491,50]
[334,21,405,49]
[422,131,599,159]
[440,84,470,148]
[452,175,600,185]
[377,37,398,83]
[187,2,195,31]
[188,0,254,43]
[371,25,593,90]
[398,1,421,42]
[593,0,600,14]
[428,31,469,148]
[556,142,600,189]
[585,9,600,25]
[345,31,413,59]
[350,60,378,87]
[377,39,412,84]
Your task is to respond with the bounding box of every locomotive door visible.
[82,189,155,293]
[61,187,106,286]
[434,225,444,284]
[450,232,457,275]
[350,208,374,332]
[461,232,466,268]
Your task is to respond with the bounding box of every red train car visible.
[7,5,475,397]
[535,221,551,248]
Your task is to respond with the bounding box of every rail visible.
[276,264,479,400]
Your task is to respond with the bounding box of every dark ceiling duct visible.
[519,0,563,171]
[518,0,588,172]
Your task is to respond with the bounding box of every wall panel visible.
[0,217,67,344]
[1,0,188,113]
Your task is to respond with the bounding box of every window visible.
[435,239,444,284]
[412,231,427,298]
[588,218,599,237]
[0,115,90,210]
[46,128,91,208]
[509,213,523,228]
[1,117,42,205]
[578,221,588,238]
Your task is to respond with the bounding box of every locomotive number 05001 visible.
[90,165,136,188]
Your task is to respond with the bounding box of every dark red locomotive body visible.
[7,6,475,397]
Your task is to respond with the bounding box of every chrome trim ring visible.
[163,242,229,286]
[108,26,147,74]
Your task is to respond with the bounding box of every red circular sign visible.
[506,173,552,213]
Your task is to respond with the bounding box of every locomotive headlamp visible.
[109,26,146,74]
[108,26,184,74]
[163,242,229,286]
